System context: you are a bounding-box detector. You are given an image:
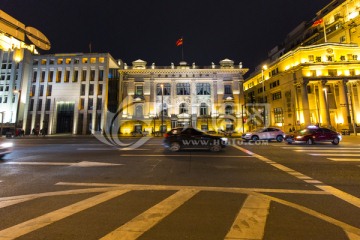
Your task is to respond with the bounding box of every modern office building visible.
[118,59,248,134]
[26,53,120,135]
[244,0,360,132]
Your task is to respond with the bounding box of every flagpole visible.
[181,36,184,61]
[323,22,327,43]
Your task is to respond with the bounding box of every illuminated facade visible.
[26,53,119,134]
[118,59,247,134]
[244,0,360,132]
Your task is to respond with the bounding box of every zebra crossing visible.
[279,146,360,163]
[0,183,359,240]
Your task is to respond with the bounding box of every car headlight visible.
[220,137,228,144]
[1,142,13,148]
[296,136,303,139]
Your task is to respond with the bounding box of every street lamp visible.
[161,84,164,133]
[13,89,22,136]
[261,65,267,126]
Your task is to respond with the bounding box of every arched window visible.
[225,105,233,115]
[135,105,143,117]
[179,103,188,114]
[200,103,208,116]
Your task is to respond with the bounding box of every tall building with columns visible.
[118,59,248,134]
[244,0,360,132]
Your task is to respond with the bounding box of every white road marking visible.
[232,145,360,208]
[99,189,199,240]
[225,195,270,240]
[310,154,360,157]
[119,154,253,158]
[55,182,330,195]
[77,148,117,151]
[281,147,360,150]
[0,190,129,240]
[4,161,123,167]
[295,149,360,152]
[328,158,360,162]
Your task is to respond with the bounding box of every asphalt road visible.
[0,135,360,240]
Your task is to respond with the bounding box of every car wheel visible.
[169,142,181,152]
[332,137,340,145]
[251,135,259,141]
[210,145,221,152]
[306,138,314,145]
[276,135,283,142]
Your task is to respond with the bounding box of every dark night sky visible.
[1,0,331,74]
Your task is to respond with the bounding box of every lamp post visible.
[13,89,22,136]
[161,84,164,133]
[261,65,267,126]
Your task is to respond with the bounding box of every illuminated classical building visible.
[244,0,360,132]
[0,10,42,132]
[118,59,247,134]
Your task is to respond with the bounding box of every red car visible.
[285,126,342,145]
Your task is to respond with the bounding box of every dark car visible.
[285,126,342,145]
[163,127,228,152]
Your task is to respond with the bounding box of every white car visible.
[0,141,13,158]
[241,127,285,142]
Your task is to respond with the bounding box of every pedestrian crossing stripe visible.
[0,184,359,239]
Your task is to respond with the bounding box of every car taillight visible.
[164,133,169,138]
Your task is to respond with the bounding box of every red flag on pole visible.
[176,38,183,47]
[312,18,323,27]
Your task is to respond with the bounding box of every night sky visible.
[1,0,331,74]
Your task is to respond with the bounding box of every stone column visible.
[300,79,311,126]
[356,81,360,116]
[338,80,350,128]
[319,80,330,126]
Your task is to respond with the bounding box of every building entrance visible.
[56,102,74,133]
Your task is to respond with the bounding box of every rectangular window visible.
[98,70,104,81]
[41,59,47,65]
[96,98,102,110]
[156,83,171,95]
[31,85,36,97]
[56,70,62,83]
[48,71,53,82]
[224,85,232,94]
[98,84,103,95]
[47,85,52,96]
[3,96,7,103]
[90,58,96,64]
[196,83,211,95]
[88,98,93,110]
[29,99,34,111]
[81,84,86,96]
[272,91,282,100]
[0,97,2,103]
[82,58,88,64]
[90,70,95,81]
[135,85,143,96]
[176,83,190,95]
[80,98,85,110]
[32,71,37,82]
[45,99,51,111]
[89,84,94,95]
[41,71,45,82]
[57,59,63,64]
[37,99,42,111]
[65,70,70,82]
[73,70,78,82]
[66,58,71,64]
[39,85,44,96]
[82,70,87,81]
[74,58,80,64]
[274,107,283,123]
